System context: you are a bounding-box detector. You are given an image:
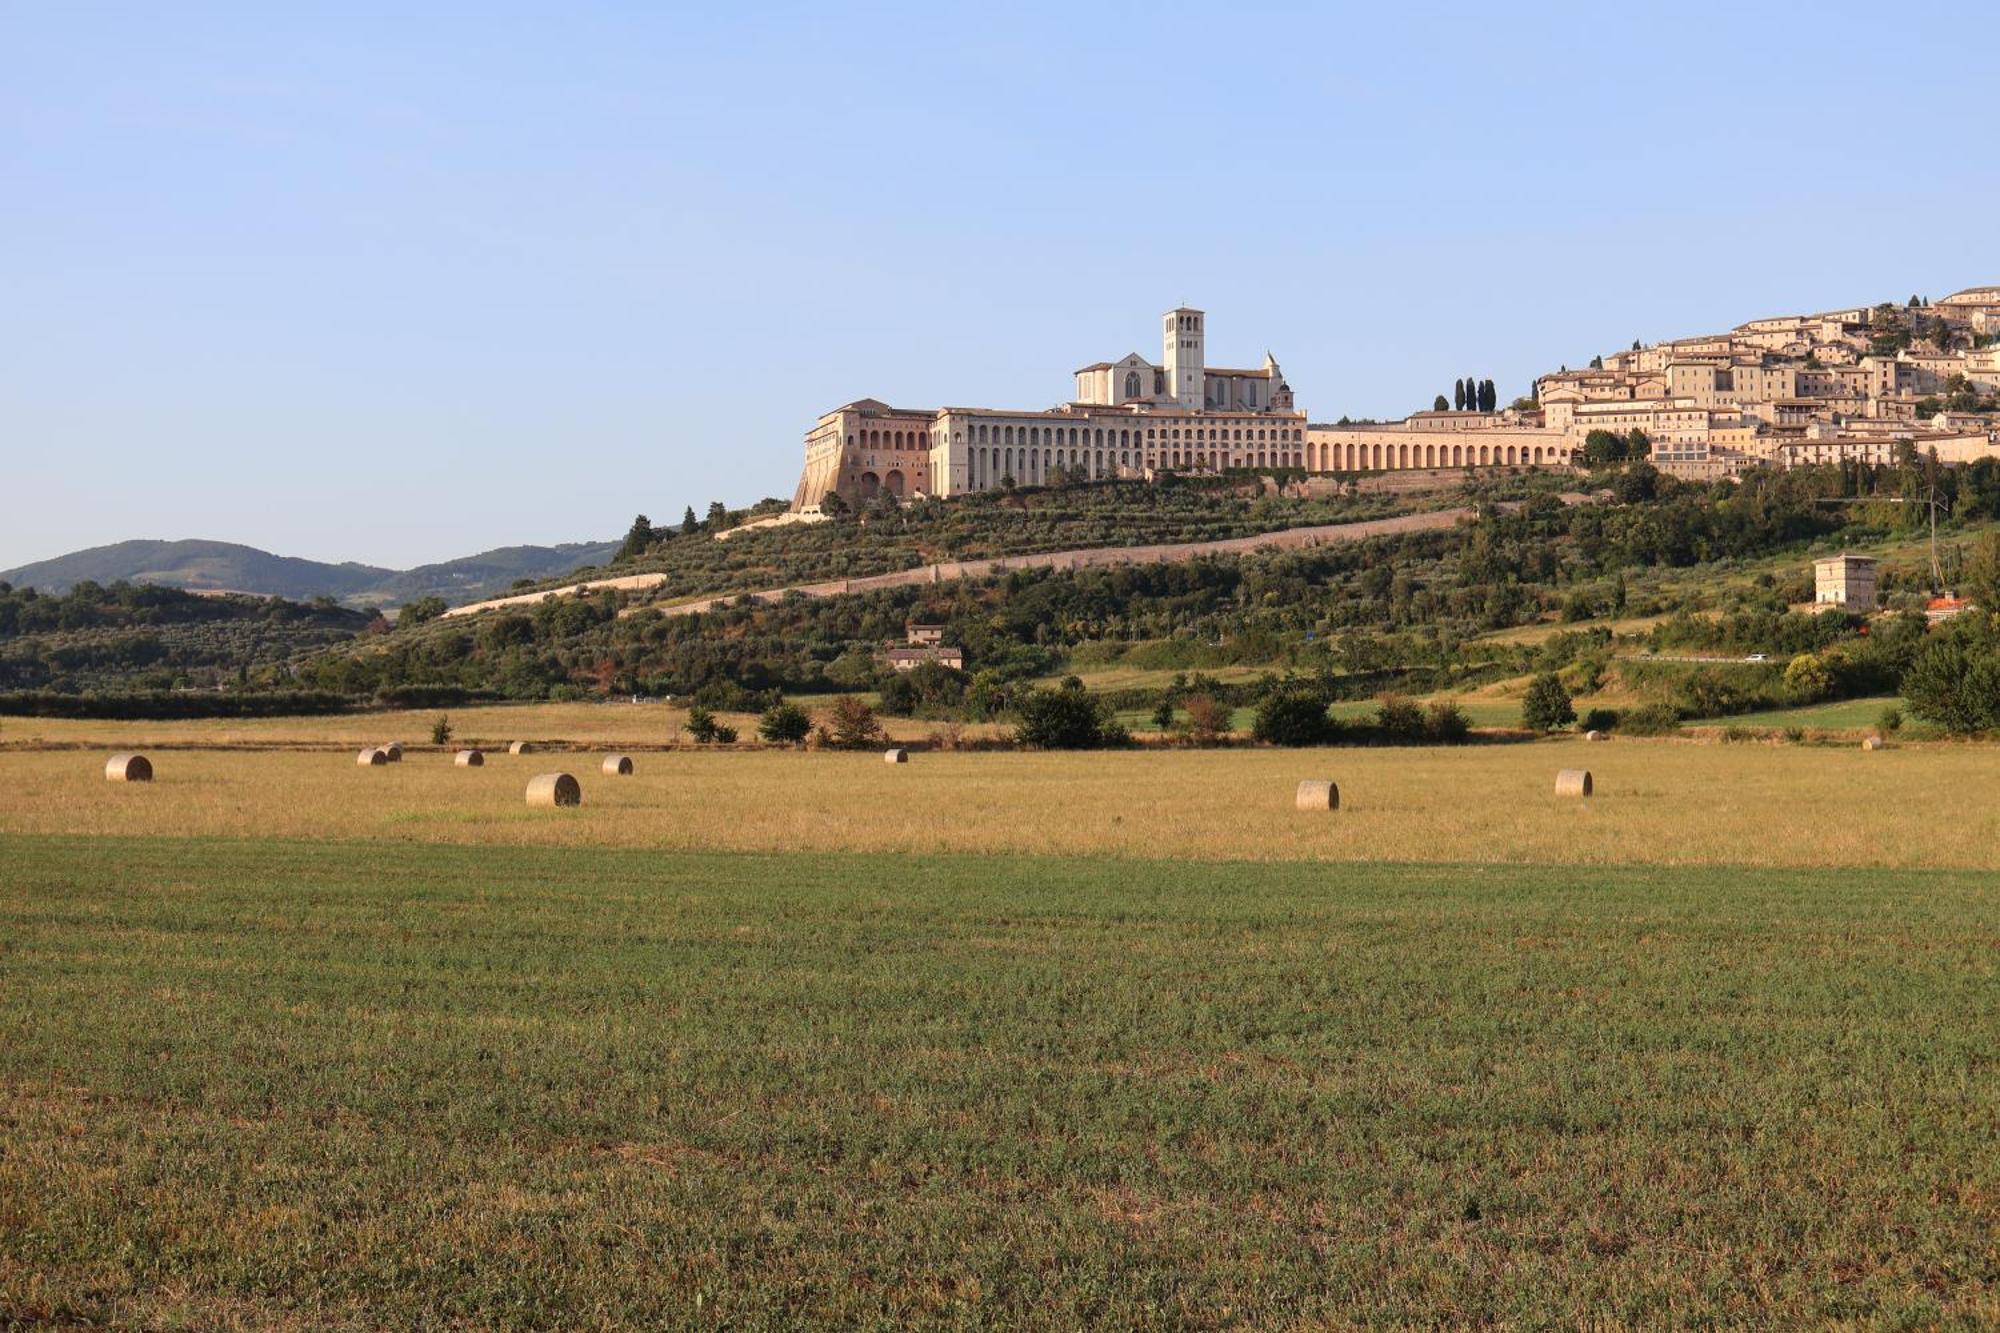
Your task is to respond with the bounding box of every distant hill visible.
[0,537,619,608]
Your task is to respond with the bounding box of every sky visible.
[3,2,1997,571]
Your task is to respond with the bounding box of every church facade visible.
[791,307,1308,511]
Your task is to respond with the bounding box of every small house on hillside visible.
[905,623,946,646]
[883,645,964,672]
[1813,553,1878,612]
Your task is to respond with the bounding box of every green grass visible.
[1707,695,1905,731]
[2,835,1992,1328]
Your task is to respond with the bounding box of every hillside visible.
[0,538,618,608]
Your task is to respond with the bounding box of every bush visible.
[430,714,452,745]
[685,704,722,744]
[1012,680,1121,749]
[1375,695,1427,742]
[1900,620,2000,734]
[1252,689,1334,746]
[1424,699,1471,744]
[821,697,886,750]
[1878,705,1904,734]
[1578,707,1619,733]
[757,701,813,745]
[1521,672,1575,732]
[1180,693,1228,743]
[1621,702,1682,736]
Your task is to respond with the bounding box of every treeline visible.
[0,581,370,694]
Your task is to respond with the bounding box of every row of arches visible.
[972,421,1304,449]
[852,428,928,451]
[1314,440,1565,471]
[968,447,1307,490]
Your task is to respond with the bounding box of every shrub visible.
[1424,700,1471,744]
[1521,672,1575,732]
[1621,702,1682,736]
[1012,680,1121,750]
[1181,694,1228,743]
[684,704,723,744]
[821,697,886,749]
[1252,689,1334,746]
[1878,705,1904,734]
[757,701,813,745]
[430,714,452,745]
[1579,707,1619,733]
[1900,621,2000,734]
[1375,695,1426,743]
[1783,653,1834,704]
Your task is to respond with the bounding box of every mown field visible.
[2,730,1995,1328]
[3,835,1994,1329]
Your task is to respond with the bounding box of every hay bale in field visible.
[104,753,152,782]
[380,742,403,763]
[526,772,581,807]
[1584,730,1607,742]
[1861,735,1885,751]
[454,749,485,767]
[602,754,634,776]
[884,748,909,764]
[357,747,389,767]
[1295,778,1339,811]
[1555,768,1593,798]
[508,740,533,755]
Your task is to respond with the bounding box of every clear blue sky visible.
[4,2,1996,571]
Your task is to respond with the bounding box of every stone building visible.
[1814,553,1878,612]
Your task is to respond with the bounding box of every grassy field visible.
[4,728,1996,1326]
[1703,695,1904,731]
[3,741,2000,869]
[2,835,1993,1328]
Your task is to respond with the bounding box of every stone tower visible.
[1163,306,1204,409]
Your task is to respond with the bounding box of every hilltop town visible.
[793,288,2000,510]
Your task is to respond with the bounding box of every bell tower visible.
[1163,306,1204,409]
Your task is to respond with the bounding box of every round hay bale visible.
[526,772,581,807]
[380,742,403,763]
[1555,768,1593,798]
[602,754,634,776]
[1584,729,1606,742]
[357,747,389,767]
[104,753,152,782]
[884,748,909,764]
[1861,735,1885,751]
[508,740,533,755]
[1295,779,1339,811]
[454,749,485,767]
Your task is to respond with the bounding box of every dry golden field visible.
[3,736,1996,868]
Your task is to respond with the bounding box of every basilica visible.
[791,307,1308,510]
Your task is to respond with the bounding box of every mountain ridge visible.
[0,536,619,608]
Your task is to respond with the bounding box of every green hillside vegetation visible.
[514,472,1435,607]
[0,581,371,694]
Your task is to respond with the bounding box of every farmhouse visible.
[1814,553,1879,612]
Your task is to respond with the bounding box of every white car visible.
[1745,653,1770,662]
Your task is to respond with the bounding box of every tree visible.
[1013,678,1120,749]
[1453,379,1466,411]
[822,696,885,749]
[1783,653,1834,704]
[395,596,447,629]
[819,491,849,517]
[1901,621,2000,733]
[705,501,729,530]
[430,714,452,745]
[613,514,654,564]
[1521,671,1575,731]
[757,701,813,745]
[1478,379,1496,412]
[1252,688,1334,746]
[1150,699,1175,731]
[1433,394,1450,412]
[685,704,723,743]
[680,506,699,535]
[1962,531,2000,614]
